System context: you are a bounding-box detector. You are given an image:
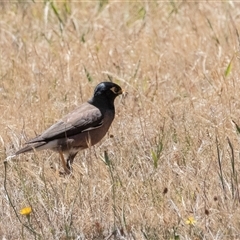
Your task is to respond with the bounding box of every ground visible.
[1,1,240,239]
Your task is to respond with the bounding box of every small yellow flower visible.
[20,207,32,216]
[185,216,196,226]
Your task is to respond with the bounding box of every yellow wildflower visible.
[20,207,32,216]
[185,216,196,226]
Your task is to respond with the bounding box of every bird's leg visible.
[59,150,71,174]
[66,152,78,172]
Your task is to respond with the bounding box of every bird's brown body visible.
[15,82,122,173]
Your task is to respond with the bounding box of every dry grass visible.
[1,1,240,239]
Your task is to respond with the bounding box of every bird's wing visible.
[27,103,103,143]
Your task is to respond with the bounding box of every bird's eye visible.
[110,86,123,95]
[110,87,118,94]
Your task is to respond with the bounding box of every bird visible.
[14,82,123,174]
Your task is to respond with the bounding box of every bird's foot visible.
[58,170,74,178]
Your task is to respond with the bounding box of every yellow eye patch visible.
[110,86,122,95]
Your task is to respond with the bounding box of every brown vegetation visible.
[1,1,240,239]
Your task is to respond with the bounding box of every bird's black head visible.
[89,82,122,109]
[93,82,122,99]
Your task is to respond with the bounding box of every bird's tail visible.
[15,142,46,155]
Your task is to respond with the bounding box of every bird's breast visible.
[84,109,115,145]
[60,110,115,152]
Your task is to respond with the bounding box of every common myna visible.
[15,82,122,174]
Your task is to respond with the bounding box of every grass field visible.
[1,1,240,239]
